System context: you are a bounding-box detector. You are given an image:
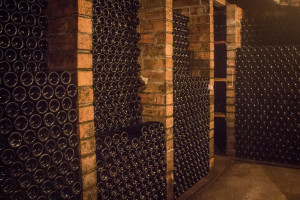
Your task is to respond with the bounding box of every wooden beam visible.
[215,112,226,118]
[214,41,226,44]
[215,78,226,82]
[214,0,226,7]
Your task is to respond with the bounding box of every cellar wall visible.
[46,0,98,199]
[173,0,215,167]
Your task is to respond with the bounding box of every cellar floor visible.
[178,155,300,200]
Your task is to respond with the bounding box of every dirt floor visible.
[177,155,300,200]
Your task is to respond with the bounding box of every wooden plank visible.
[214,0,226,7]
[215,112,226,118]
[214,41,226,44]
[215,78,226,82]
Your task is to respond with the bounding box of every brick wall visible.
[173,0,215,168]
[138,0,174,199]
[47,0,97,199]
[226,4,242,156]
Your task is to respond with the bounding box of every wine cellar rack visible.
[235,16,300,165]
[92,0,167,199]
[173,13,210,198]
[0,1,82,199]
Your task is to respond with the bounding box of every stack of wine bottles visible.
[237,16,300,165]
[0,1,82,199]
[96,122,166,200]
[236,45,300,165]
[173,13,210,198]
[0,70,81,200]
[92,0,166,199]
[241,17,300,45]
[92,0,142,134]
[0,0,48,72]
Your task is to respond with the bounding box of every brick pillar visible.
[174,0,215,168]
[77,1,98,199]
[138,0,174,199]
[226,4,242,156]
[47,0,97,199]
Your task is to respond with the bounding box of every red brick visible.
[78,86,93,104]
[166,138,173,151]
[80,138,96,156]
[226,112,235,120]
[166,44,173,56]
[166,94,173,104]
[210,120,214,130]
[141,10,164,21]
[78,0,93,16]
[153,21,165,32]
[155,32,173,45]
[166,58,173,69]
[166,149,174,172]
[166,70,173,81]
[78,17,92,34]
[140,93,156,104]
[226,89,235,98]
[166,7,173,20]
[226,97,236,105]
[79,121,95,140]
[78,106,94,122]
[141,70,165,81]
[78,53,92,69]
[83,187,98,200]
[197,51,210,60]
[156,94,166,104]
[209,129,214,139]
[78,34,92,50]
[165,117,173,128]
[227,59,236,67]
[81,154,96,173]
[166,21,173,32]
[165,128,173,141]
[142,82,163,93]
[82,171,97,190]
[226,119,235,128]
[209,137,214,155]
[139,34,154,44]
[78,70,93,86]
[142,105,166,117]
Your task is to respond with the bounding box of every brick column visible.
[138,0,174,199]
[174,0,215,168]
[226,4,242,156]
[47,0,97,199]
[77,1,98,199]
